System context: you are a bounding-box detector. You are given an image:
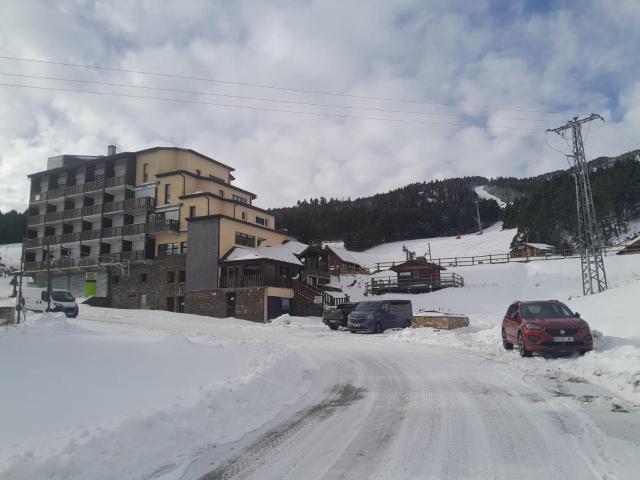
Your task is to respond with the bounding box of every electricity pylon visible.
[548,114,608,295]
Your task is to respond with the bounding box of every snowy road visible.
[2,308,638,479]
[181,325,638,480]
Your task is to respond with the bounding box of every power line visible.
[0,71,559,123]
[0,82,544,131]
[0,55,574,116]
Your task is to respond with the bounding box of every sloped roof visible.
[222,241,308,266]
[521,243,555,251]
[325,245,364,267]
[389,258,445,272]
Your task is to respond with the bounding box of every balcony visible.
[26,197,155,226]
[219,274,294,289]
[23,250,146,272]
[23,219,178,249]
[29,175,131,203]
[364,273,465,295]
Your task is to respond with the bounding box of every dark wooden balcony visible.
[365,273,464,295]
[219,274,294,289]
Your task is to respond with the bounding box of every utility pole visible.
[548,114,608,295]
[475,201,483,235]
[44,245,52,311]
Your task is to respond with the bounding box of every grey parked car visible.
[323,302,359,330]
[347,300,413,333]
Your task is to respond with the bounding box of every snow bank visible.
[336,252,640,403]
[0,312,310,478]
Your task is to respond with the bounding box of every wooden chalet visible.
[324,245,368,275]
[366,257,463,295]
[510,242,555,258]
[617,235,640,255]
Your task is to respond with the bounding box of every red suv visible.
[501,300,593,357]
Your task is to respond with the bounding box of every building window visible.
[189,205,196,218]
[235,232,256,247]
[232,194,247,204]
[241,211,247,220]
[158,243,180,256]
[140,273,147,282]
[178,270,186,283]
[219,189,224,197]
[195,169,201,176]
[143,163,149,182]
[167,271,176,284]
[177,296,185,313]
[164,183,171,204]
[113,275,120,284]
[180,241,188,253]
[255,216,267,226]
[166,297,175,312]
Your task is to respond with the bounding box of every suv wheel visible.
[404,319,411,329]
[518,333,532,357]
[329,324,339,330]
[502,329,513,350]
[374,322,383,334]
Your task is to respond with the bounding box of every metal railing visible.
[29,175,130,202]
[28,197,155,226]
[24,219,178,248]
[23,250,146,272]
[365,273,464,295]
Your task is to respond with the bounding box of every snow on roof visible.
[521,243,555,251]
[223,241,308,266]
[325,245,364,266]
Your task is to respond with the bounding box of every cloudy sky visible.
[1,0,639,212]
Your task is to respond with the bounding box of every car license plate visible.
[351,323,360,327]
[553,337,574,342]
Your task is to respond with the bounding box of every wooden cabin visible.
[510,243,555,258]
[617,235,640,255]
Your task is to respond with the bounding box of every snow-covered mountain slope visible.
[474,185,507,208]
[0,243,21,268]
[327,221,516,267]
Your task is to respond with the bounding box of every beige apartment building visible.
[24,146,294,306]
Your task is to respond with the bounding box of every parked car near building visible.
[22,287,79,318]
[347,300,413,334]
[322,302,358,330]
[501,300,593,357]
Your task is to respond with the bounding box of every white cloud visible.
[0,0,639,213]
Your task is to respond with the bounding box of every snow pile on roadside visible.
[268,314,325,329]
[388,326,640,404]
[0,313,310,479]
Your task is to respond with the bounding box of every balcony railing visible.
[29,175,130,203]
[219,274,294,289]
[27,197,156,227]
[24,219,179,249]
[23,250,146,272]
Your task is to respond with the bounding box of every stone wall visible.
[110,254,187,311]
[185,289,228,318]
[186,287,266,322]
[412,314,469,330]
[235,287,265,322]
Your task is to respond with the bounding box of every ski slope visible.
[327,221,516,267]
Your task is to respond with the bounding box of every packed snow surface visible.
[327,221,517,267]
[474,184,507,208]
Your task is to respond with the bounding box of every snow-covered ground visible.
[327,221,516,267]
[474,184,507,208]
[337,252,640,404]
[0,243,22,268]
[1,231,640,478]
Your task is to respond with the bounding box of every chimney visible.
[107,145,117,156]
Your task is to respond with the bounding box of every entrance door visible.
[226,292,236,317]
